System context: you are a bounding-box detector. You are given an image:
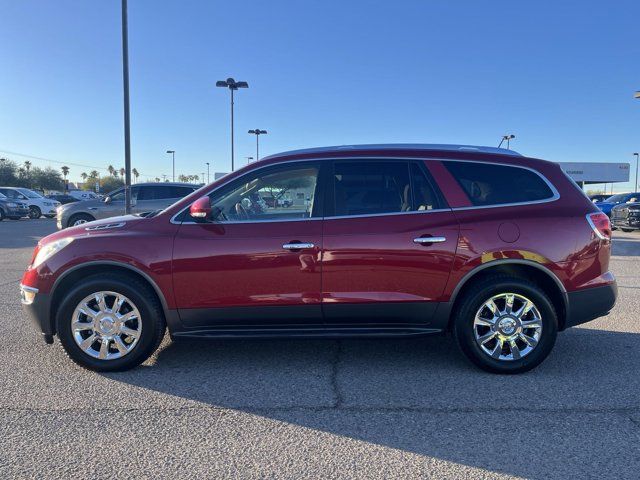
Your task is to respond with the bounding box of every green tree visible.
[132,168,139,183]
[100,176,124,194]
[108,165,115,177]
[0,158,19,186]
[30,167,64,191]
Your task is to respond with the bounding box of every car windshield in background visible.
[17,189,42,198]
[605,194,627,203]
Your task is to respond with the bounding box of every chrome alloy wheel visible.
[473,293,543,361]
[72,218,88,226]
[71,291,142,360]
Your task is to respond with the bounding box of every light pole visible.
[498,134,515,149]
[206,162,210,183]
[634,153,639,192]
[166,150,175,181]
[216,77,249,172]
[245,156,254,164]
[248,129,267,161]
[121,0,132,214]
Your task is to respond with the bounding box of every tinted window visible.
[170,186,196,198]
[443,161,554,206]
[110,186,139,202]
[332,161,438,216]
[210,164,318,222]
[411,163,440,211]
[138,185,172,200]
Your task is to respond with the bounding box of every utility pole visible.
[248,129,267,161]
[216,78,249,171]
[206,162,210,183]
[121,0,132,214]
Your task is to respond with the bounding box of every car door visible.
[321,159,459,326]
[172,161,325,327]
[101,187,139,218]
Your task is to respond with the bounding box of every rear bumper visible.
[20,284,54,343]
[565,281,617,329]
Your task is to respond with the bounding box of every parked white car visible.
[0,187,60,219]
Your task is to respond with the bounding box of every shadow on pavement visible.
[106,328,640,478]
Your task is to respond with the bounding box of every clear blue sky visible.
[1,0,639,191]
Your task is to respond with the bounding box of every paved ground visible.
[1,219,639,479]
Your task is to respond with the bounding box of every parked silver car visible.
[56,183,198,229]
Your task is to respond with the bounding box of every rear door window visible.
[442,161,555,206]
[331,161,441,216]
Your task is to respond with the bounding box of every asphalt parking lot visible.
[1,219,639,479]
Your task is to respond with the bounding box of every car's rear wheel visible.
[28,206,41,219]
[68,213,95,227]
[56,273,166,371]
[453,275,557,374]
[621,228,634,233]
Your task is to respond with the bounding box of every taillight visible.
[28,244,41,266]
[586,212,611,241]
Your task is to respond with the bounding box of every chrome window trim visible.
[171,155,558,224]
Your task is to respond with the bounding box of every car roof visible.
[134,182,198,187]
[261,143,523,161]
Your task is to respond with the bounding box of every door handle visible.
[413,236,446,244]
[282,242,315,250]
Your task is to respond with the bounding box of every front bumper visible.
[565,281,618,329]
[612,216,640,230]
[20,284,54,343]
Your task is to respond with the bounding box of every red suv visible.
[20,145,617,373]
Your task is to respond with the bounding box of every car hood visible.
[40,214,144,245]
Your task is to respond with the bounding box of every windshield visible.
[17,188,43,199]
[604,193,629,203]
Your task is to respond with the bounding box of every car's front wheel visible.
[621,228,634,233]
[28,206,41,219]
[67,213,95,228]
[453,275,557,374]
[56,273,166,371]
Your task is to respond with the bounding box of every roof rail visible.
[262,143,523,160]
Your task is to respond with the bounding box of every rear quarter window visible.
[443,161,555,206]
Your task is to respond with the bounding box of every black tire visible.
[67,213,95,228]
[453,275,558,374]
[28,206,41,219]
[0,208,4,221]
[45,214,56,218]
[56,273,166,372]
[621,228,634,233]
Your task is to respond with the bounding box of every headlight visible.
[32,238,74,268]
[6,202,17,207]
[44,202,54,206]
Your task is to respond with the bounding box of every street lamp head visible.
[216,78,248,90]
[166,150,175,154]
[249,129,267,135]
[634,91,640,99]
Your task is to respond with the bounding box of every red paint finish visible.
[321,211,459,304]
[172,220,322,310]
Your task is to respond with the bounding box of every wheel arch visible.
[447,259,569,331]
[67,211,96,227]
[49,261,171,335]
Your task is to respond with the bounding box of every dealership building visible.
[557,162,630,189]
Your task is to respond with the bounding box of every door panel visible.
[172,220,322,326]
[172,161,325,328]
[321,159,459,326]
[321,211,459,324]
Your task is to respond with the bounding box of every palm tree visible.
[61,166,70,192]
[24,161,31,187]
[155,177,160,183]
[132,168,139,184]
[80,172,88,181]
[119,168,125,178]
[107,165,115,177]
[89,170,99,178]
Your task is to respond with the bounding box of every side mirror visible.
[104,196,112,203]
[190,196,212,221]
